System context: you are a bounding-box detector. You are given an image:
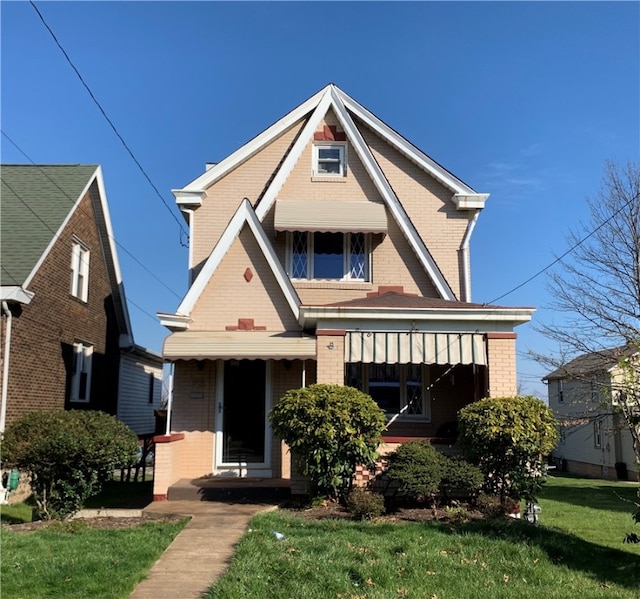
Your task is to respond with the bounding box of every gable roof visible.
[545,344,639,380]
[0,164,134,345]
[173,84,490,301]
[169,198,301,324]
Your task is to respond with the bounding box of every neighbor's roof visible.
[545,344,639,380]
[1,164,99,286]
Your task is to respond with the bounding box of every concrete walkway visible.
[130,500,277,599]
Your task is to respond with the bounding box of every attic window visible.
[71,240,90,302]
[313,143,346,177]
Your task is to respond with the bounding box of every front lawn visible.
[207,475,640,599]
[1,518,187,599]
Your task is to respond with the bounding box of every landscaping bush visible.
[346,488,386,520]
[269,384,386,501]
[458,396,558,504]
[2,410,138,520]
[440,456,484,499]
[383,440,445,504]
[475,492,519,518]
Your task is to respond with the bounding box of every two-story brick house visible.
[155,84,535,499]
[0,165,163,438]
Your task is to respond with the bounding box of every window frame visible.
[70,239,90,302]
[558,379,564,403]
[346,363,431,422]
[312,143,347,177]
[594,419,602,448]
[287,231,370,282]
[70,341,93,403]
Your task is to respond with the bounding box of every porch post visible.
[316,329,345,384]
[486,332,518,397]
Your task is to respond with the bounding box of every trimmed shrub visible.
[440,456,484,499]
[458,396,558,503]
[383,440,445,503]
[269,384,386,501]
[2,410,138,520]
[346,488,385,520]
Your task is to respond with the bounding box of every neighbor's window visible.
[313,144,346,176]
[71,342,93,403]
[590,379,598,403]
[346,363,429,421]
[559,426,566,445]
[558,379,564,403]
[71,240,90,302]
[289,231,368,281]
[594,419,602,448]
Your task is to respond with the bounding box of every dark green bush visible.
[383,440,445,503]
[458,396,558,503]
[2,410,138,520]
[440,456,484,499]
[269,384,386,501]
[346,488,386,520]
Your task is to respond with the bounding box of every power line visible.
[1,130,183,301]
[29,0,189,245]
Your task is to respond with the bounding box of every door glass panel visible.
[222,360,266,463]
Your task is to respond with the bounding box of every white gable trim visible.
[176,199,301,320]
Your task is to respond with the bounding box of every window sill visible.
[311,176,347,183]
[293,281,373,290]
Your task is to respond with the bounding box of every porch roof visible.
[163,331,317,361]
[274,200,388,234]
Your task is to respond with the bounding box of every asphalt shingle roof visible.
[545,344,639,380]
[1,164,98,286]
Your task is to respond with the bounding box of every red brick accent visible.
[324,125,335,140]
[153,494,168,502]
[486,332,517,340]
[316,329,346,337]
[238,318,255,330]
[314,125,346,142]
[353,459,389,487]
[243,268,253,282]
[254,325,267,331]
[153,433,185,443]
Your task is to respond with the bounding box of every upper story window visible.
[71,240,90,302]
[593,419,602,448]
[288,231,369,281]
[313,143,346,177]
[558,379,564,403]
[71,341,93,403]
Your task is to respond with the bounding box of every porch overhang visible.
[274,200,388,234]
[163,331,317,361]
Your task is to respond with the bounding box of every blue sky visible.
[2,1,639,397]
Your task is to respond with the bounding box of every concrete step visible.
[167,477,291,503]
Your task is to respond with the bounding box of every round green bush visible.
[346,488,386,520]
[440,456,484,499]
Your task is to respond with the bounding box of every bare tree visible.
[534,161,640,472]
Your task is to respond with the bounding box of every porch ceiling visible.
[163,331,317,361]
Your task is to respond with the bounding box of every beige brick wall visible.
[486,334,518,397]
[316,334,345,384]
[190,227,300,332]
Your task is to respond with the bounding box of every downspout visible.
[165,363,174,435]
[180,208,195,285]
[459,210,481,302]
[0,301,12,504]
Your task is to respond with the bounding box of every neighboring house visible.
[155,84,535,500]
[0,164,163,438]
[546,345,639,482]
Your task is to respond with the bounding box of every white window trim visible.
[350,363,431,422]
[287,232,370,282]
[558,379,564,403]
[312,143,347,177]
[71,342,93,403]
[594,419,602,448]
[71,239,90,302]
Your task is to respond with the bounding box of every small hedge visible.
[380,440,484,505]
[346,488,386,520]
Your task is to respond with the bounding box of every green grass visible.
[206,475,640,599]
[1,518,187,599]
[0,501,34,525]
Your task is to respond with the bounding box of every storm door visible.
[215,360,271,475]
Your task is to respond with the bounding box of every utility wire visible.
[29,0,189,245]
[2,130,183,301]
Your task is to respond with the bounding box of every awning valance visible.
[163,331,317,361]
[274,200,387,234]
[346,332,487,366]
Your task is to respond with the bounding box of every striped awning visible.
[346,332,487,366]
[163,331,317,361]
[274,200,387,234]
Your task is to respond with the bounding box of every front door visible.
[215,360,272,476]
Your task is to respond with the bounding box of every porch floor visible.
[167,477,292,503]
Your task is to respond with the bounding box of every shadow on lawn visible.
[451,518,640,591]
[541,477,639,515]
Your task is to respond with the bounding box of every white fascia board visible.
[0,286,34,304]
[255,90,333,220]
[453,194,489,210]
[335,87,488,203]
[179,87,330,194]
[173,189,206,207]
[328,87,456,301]
[300,306,535,330]
[157,312,191,331]
[176,199,301,320]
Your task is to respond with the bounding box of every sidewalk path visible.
[130,500,277,599]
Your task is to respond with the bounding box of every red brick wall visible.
[2,182,121,426]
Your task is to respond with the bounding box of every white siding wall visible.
[118,352,163,436]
